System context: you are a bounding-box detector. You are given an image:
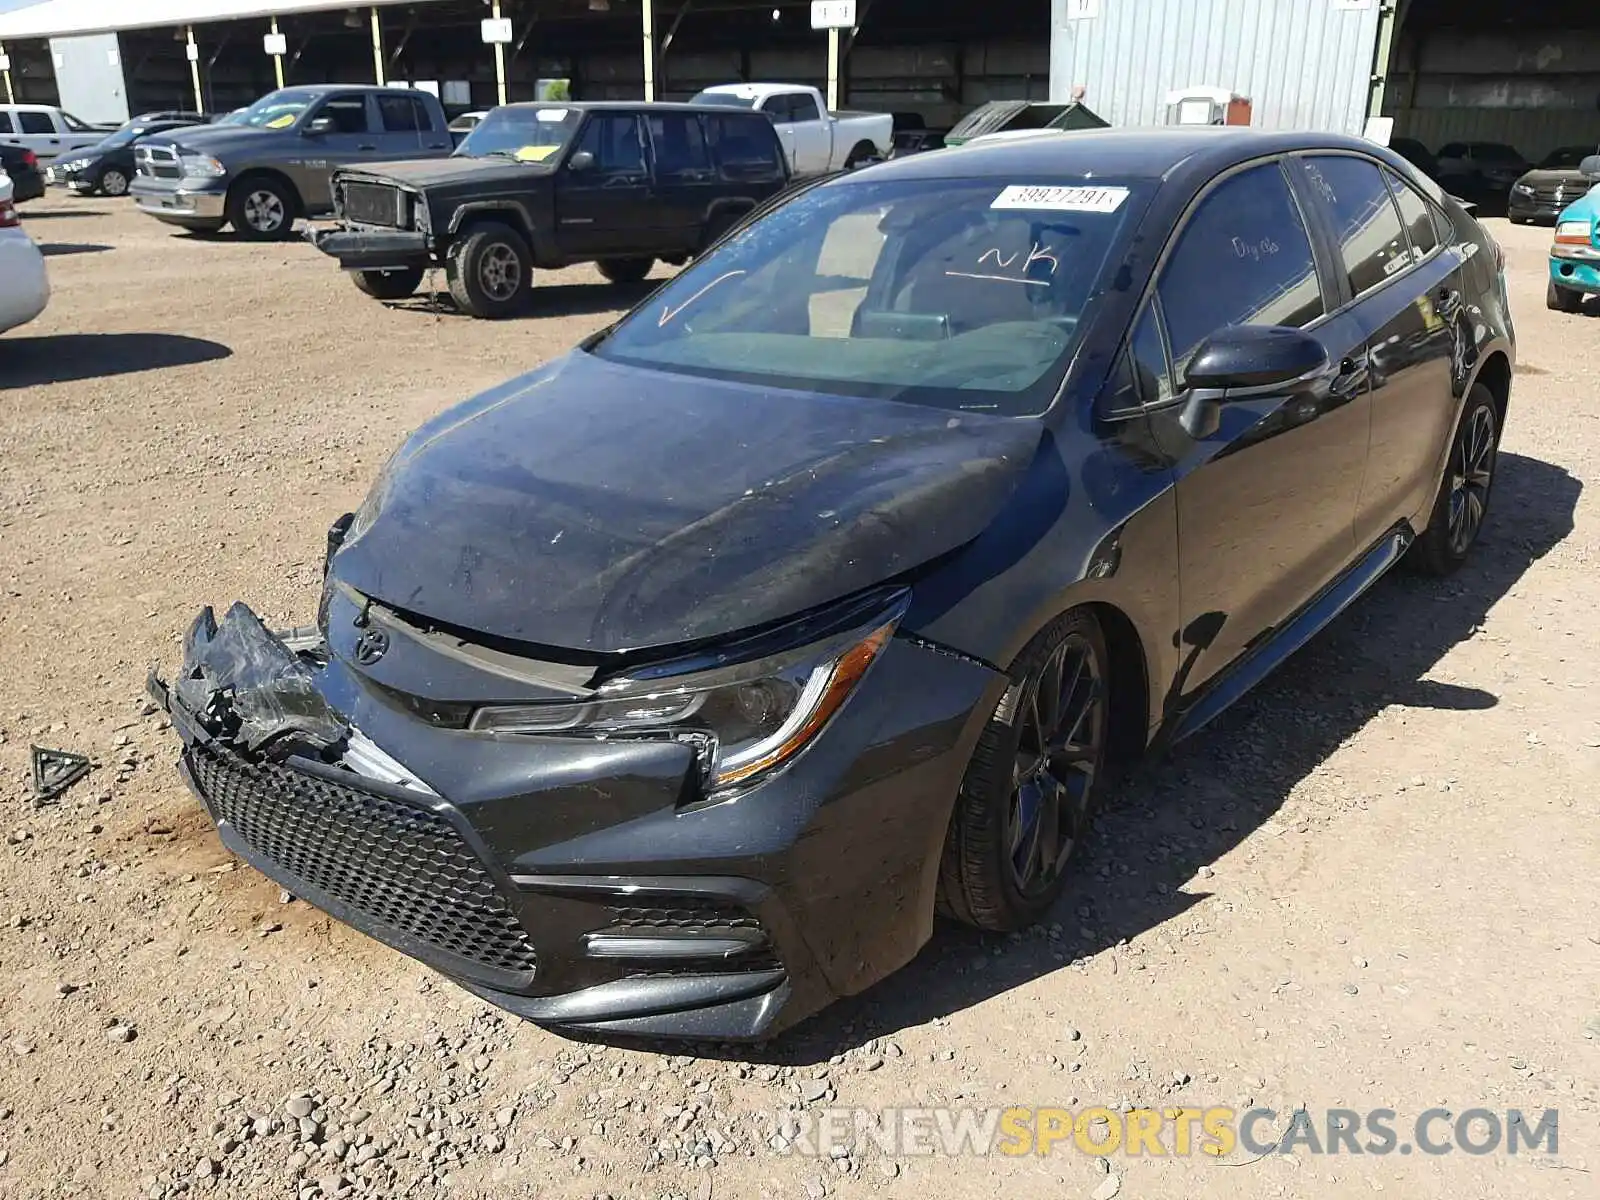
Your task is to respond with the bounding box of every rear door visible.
[373,93,429,158]
[643,111,720,252]
[1142,158,1371,695]
[554,112,654,258]
[1299,154,1465,543]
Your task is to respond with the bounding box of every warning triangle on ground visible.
[31,746,92,801]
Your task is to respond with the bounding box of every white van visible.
[0,104,110,163]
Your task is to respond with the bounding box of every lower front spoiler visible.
[307,226,431,272]
[460,973,792,1040]
[132,184,227,224]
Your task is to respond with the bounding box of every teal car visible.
[1548,182,1600,312]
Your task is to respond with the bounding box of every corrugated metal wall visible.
[1051,0,1383,134]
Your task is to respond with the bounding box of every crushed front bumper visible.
[150,599,1003,1040]
[306,226,432,272]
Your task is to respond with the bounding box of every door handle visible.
[357,143,377,151]
[1329,355,1368,398]
[1436,286,1460,310]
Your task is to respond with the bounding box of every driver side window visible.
[315,95,371,134]
[1156,161,1323,384]
[572,114,645,176]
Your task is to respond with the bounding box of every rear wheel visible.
[98,167,130,197]
[1409,384,1499,576]
[351,267,425,300]
[595,257,653,285]
[1547,279,1585,313]
[844,141,881,170]
[445,222,531,319]
[938,609,1111,932]
[697,209,747,254]
[227,176,296,241]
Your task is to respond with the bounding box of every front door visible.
[293,93,385,212]
[1142,159,1372,696]
[555,113,653,259]
[781,92,831,176]
[14,109,64,162]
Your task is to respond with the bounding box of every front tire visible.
[226,176,296,241]
[595,257,654,285]
[1409,384,1499,576]
[445,222,532,319]
[938,609,1111,932]
[98,167,130,198]
[352,267,424,300]
[1547,279,1584,313]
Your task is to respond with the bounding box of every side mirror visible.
[568,150,596,172]
[1179,325,1329,439]
[304,116,336,137]
[1581,155,1600,180]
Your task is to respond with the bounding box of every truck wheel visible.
[227,176,296,241]
[844,142,881,170]
[1547,279,1585,313]
[352,267,425,301]
[446,222,531,319]
[596,257,653,285]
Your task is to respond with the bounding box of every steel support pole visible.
[0,42,13,105]
[493,0,508,106]
[370,7,385,86]
[186,27,203,113]
[271,17,284,88]
[827,28,840,111]
[642,0,655,102]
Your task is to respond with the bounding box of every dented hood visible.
[332,351,1043,654]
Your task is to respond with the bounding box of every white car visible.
[0,171,50,335]
[691,83,893,178]
[0,103,111,163]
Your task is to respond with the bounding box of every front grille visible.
[188,745,537,978]
[342,181,405,227]
[610,900,762,932]
[1533,184,1580,204]
[135,146,181,180]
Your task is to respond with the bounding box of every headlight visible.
[1556,219,1593,241]
[412,196,431,234]
[180,153,227,179]
[1512,183,1535,196]
[470,597,907,789]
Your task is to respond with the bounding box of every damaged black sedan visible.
[153,129,1514,1040]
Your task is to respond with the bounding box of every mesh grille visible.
[610,901,761,932]
[342,181,404,227]
[189,746,536,976]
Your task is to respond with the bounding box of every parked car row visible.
[1387,135,1600,224]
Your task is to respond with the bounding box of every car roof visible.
[858,126,1405,185]
[500,100,757,116]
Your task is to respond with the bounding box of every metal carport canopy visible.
[0,0,419,39]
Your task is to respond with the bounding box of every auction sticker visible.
[992,185,1129,213]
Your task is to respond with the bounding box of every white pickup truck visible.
[690,83,892,178]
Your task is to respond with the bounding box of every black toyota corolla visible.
[153,128,1514,1040]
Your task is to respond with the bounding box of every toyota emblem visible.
[354,627,390,666]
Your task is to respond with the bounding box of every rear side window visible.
[1157,161,1324,381]
[376,94,421,132]
[0,113,13,134]
[789,93,822,123]
[1385,170,1438,258]
[705,114,784,180]
[1303,155,1409,296]
[17,111,54,135]
[647,113,713,180]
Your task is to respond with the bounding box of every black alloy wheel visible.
[939,609,1111,931]
[1410,384,1500,575]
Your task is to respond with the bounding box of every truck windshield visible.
[235,89,320,129]
[691,92,758,109]
[456,106,584,162]
[592,175,1148,416]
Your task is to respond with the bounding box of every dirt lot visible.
[0,195,1596,1200]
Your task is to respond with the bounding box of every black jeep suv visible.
[310,102,791,317]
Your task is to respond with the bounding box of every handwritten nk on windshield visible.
[947,243,1062,287]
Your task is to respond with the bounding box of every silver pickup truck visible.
[130,85,452,240]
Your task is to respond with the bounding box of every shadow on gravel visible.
[389,281,660,321]
[38,242,113,257]
[616,451,1581,1065]
[0,332,232,388]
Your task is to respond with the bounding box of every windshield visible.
[234,89,321,130]
[691,91,758,109]
[593,175,1147,416]
[60,112,95,132]
[455,106,583,161]
[1543,147,1592,169]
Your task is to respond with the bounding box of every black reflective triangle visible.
[30,745,92,801]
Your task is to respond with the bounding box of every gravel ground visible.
[1,195,1596,1200]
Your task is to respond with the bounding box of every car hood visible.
[342,156,557,188]
[331,351,1043,655]
[151,126,277,156]
[1518,168,1590,188]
